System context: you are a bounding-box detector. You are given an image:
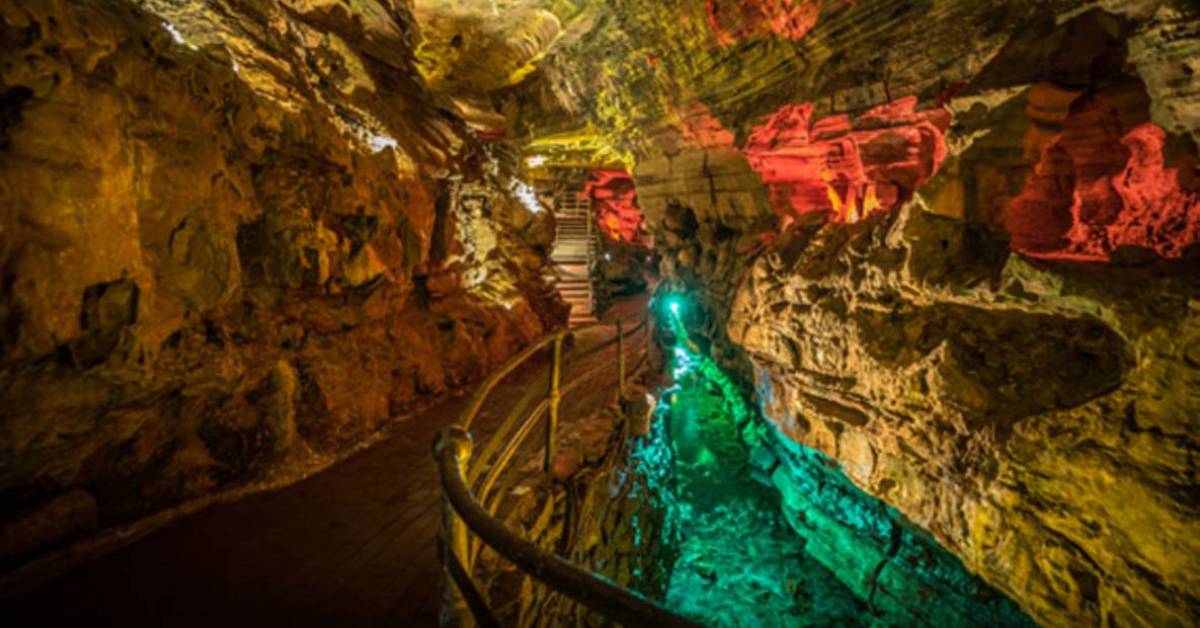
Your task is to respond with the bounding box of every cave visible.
[0,1,1197,626]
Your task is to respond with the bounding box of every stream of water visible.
[626,301,1033,627]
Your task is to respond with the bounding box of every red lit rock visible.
[679,102,737,149]
[744,97,951,224]
[706,0,824,45]
[584,170,645,243]
[1007,85,1200,261]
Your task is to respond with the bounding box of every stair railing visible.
[433,313,698,627]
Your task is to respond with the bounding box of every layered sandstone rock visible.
[2,0,1198,623]
[499,0,1200,624]
[727,208,1198,626]
[0,0,563,565]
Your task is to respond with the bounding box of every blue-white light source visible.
[509,179,544,214]
[367,133,398,153]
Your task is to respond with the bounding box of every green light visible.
[664,294,684,316]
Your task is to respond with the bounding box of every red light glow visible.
[1008,119,1200,261]
[583,170,645,243]
[705,0,823,46]
[743,97,951,224]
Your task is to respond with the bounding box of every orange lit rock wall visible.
[0,0,563,565]
[705,0,823,46]
[584,170,645,243]
[1009,114,1200,260]
[744,97,950,224]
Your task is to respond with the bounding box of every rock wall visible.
[728,208,1198,627]
[504,0,1200,624]
[0,0,564,567]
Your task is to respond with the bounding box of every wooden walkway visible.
[1,298,649,627]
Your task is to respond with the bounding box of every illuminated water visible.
[630,301,1034,626]
[635,357,871,626]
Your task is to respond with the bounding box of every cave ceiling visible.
[136,1,1200,196]
[407,0,1199,189]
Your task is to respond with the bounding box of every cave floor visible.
[2,297,650,628]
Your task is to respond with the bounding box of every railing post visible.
[544,332,565,473]
[436,428,474,627]
[616,318,625,399]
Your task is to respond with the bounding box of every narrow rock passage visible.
[639,354,868,626]
[2,298,650,628]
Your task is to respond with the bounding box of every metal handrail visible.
[433,314,700,627]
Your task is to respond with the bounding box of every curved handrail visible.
[456,317,624,431]
[435,427,699,628]
[433,313,700,627]
[467,350,655,569]
[459,333,563,431]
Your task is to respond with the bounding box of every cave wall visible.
[509,0,1200,625]
[0,0,563,567]
[728,207,1198,627]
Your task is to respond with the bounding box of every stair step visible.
[551,189,596,324]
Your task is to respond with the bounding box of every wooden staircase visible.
[551,188,597,326]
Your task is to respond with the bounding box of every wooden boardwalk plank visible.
[0,297,649,627]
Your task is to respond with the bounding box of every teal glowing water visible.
[630,297,1034,626]
[637,376,870,626]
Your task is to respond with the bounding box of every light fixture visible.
[509,179,544,214]
[367,133,398,153]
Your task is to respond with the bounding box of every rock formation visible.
[0,0,564,567]
[501,0,1199,624]
[585,169,644,244]
[1,0,1198,625]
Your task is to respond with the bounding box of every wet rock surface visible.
[0,0,1197,624]
[507,0,1200,624]
[728,209,1199,626]
[0,0,563,567]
